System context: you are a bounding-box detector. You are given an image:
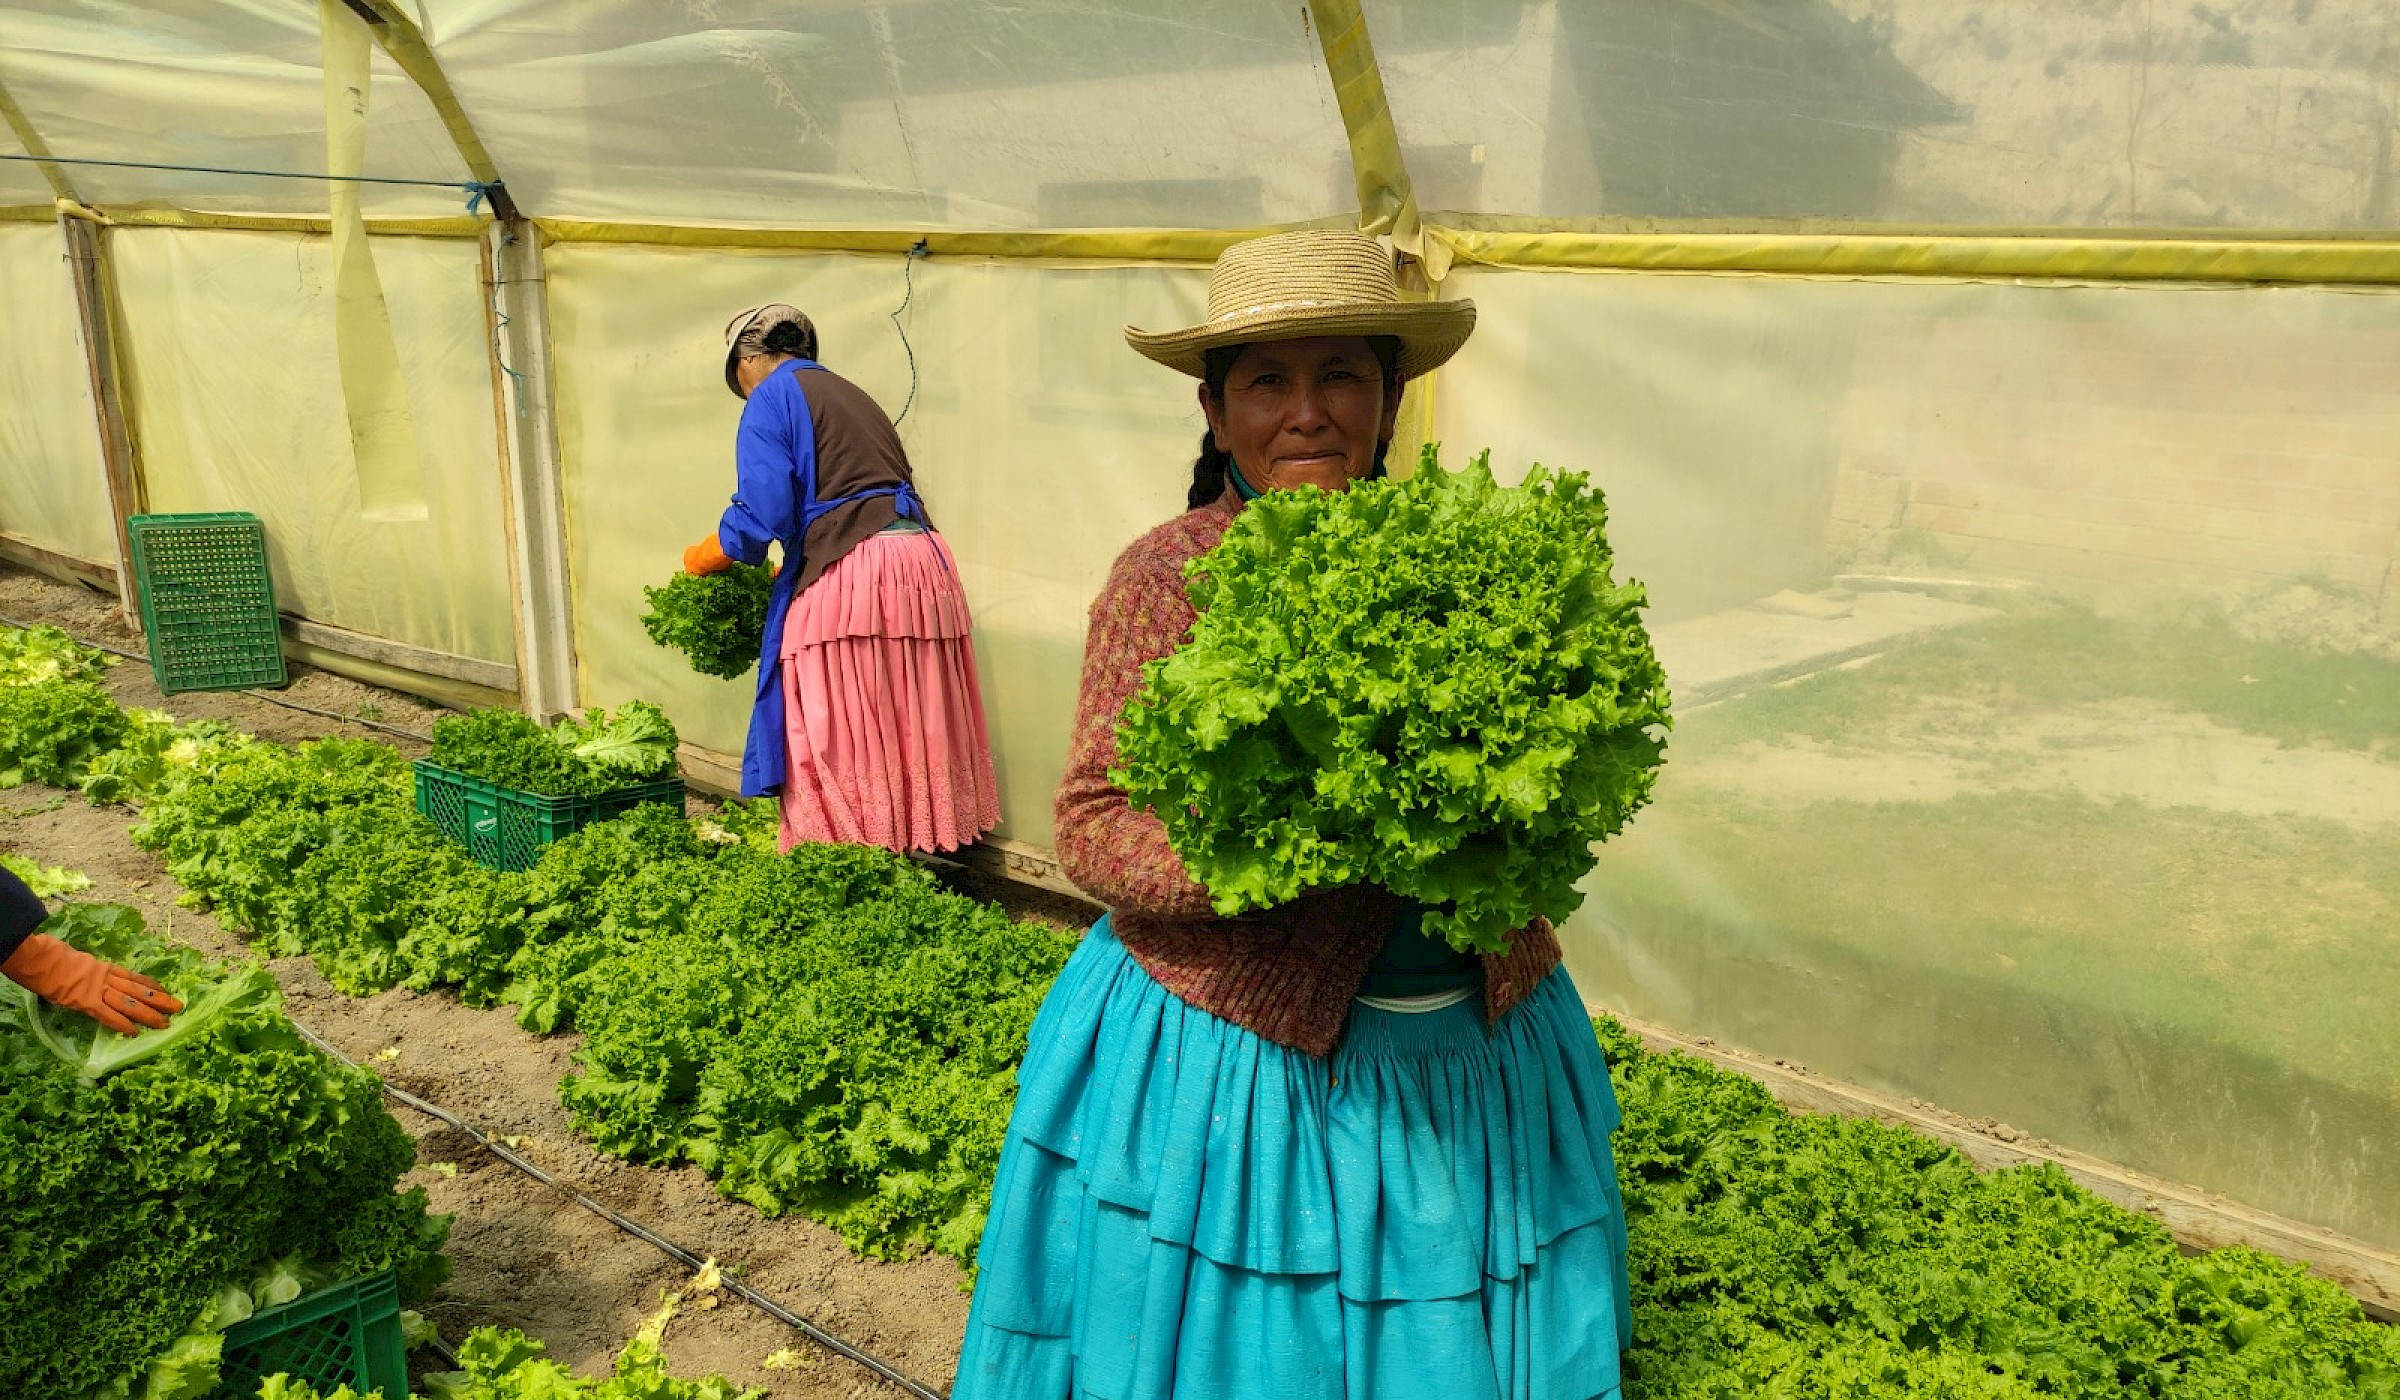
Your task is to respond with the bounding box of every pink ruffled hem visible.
[778,530,1001,855]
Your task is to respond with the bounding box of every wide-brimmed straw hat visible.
[723,302,814,397]
[1125,229,1474,380]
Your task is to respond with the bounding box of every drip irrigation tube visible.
[0,613,437,743]
[284,1018,949,1400]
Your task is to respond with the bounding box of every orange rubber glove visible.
[1,934,183,1036]
[683,534,733,576]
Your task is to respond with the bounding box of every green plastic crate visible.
[413,759,686,872]
[127,511,288,694]
[208,1269,406,1400]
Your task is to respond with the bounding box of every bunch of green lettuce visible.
[0,851,90,898]
[0,679,133,790]
[640,564,773,681]
[0,623,113,686]
[79,708,241,806]
[427,703,679,797]
[1114,447,1672,951]
[0,904,449,1400]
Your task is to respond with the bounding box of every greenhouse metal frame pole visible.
[482,218,579,722]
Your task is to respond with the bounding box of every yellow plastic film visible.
[108,226,515,665]
[320,0,430,523]
[1432,262,2400,1248]
[0,222,113,564]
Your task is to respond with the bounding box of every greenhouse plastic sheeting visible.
[1370,0,2399,231]
[109,227,514,663]
[0,1,468,217]
[437,0,1353,230]
[0,222,113,564]
[546,243,1207,841]
[1433,264,2400,1248]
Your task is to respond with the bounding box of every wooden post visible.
[480,217,579,721]
[57,213,143,621]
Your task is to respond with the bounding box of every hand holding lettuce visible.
[1113,448,1671,952]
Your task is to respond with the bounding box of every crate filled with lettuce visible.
[0,903,449,1400]
[1114,448,1672,952]
[413,703,686,872]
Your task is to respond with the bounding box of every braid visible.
[1187,429,1232,510]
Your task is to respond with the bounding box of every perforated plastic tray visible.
[209,1268,406,1400]
[127,511,287,694]
[413,759,686,872]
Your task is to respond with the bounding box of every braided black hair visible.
[1186,336,1401,509]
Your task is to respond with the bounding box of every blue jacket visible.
[716,362,924,796]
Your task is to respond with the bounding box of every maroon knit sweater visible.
[1052,487,1563,1057]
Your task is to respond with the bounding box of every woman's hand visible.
[683,535,734,576]
[1,934,184,1036]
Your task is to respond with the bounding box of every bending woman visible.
[955,231,1632,1399]
[684,303,1000,854]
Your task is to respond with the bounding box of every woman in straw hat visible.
[681,304,999,855]
[954,230,1630,1399]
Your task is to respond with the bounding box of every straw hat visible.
[723,302,814,397]
[1125,229,1474,380]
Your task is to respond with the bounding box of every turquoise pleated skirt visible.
[954,917,1631,1400]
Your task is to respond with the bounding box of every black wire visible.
[0,151,475,192]
[0,612,436,743]
[284,1020,947,1400]
[890,241,928,427]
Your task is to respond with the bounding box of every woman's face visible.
[1200,336,1399,494]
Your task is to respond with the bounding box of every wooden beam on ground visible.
[955,836,1095,906]
[0,532,115,593]
[1604,1008,2400,1322]
[57,214,143,621]
[481,219,579,721]
[278,614,516,693]
[278,637,512,715]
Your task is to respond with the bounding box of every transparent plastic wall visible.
[544,243,1205,840]
[1369,0,2400,230]
[109,228,515,662]
[0,1,466,217]
[437,0,1353,229]
[0,223,113,564]
[1434,264,2400,1246]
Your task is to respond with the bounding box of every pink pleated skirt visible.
[777,528,1000,855]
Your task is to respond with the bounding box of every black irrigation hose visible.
[285,1019,949,1400]
[0,612,437,743]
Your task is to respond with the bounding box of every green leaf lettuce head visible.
[0,679,133,790]
[641,564,774,681]
[0,623,114,687]
[1112,446,1672,951]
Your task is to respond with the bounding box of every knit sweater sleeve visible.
[1052,537,1219,918]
